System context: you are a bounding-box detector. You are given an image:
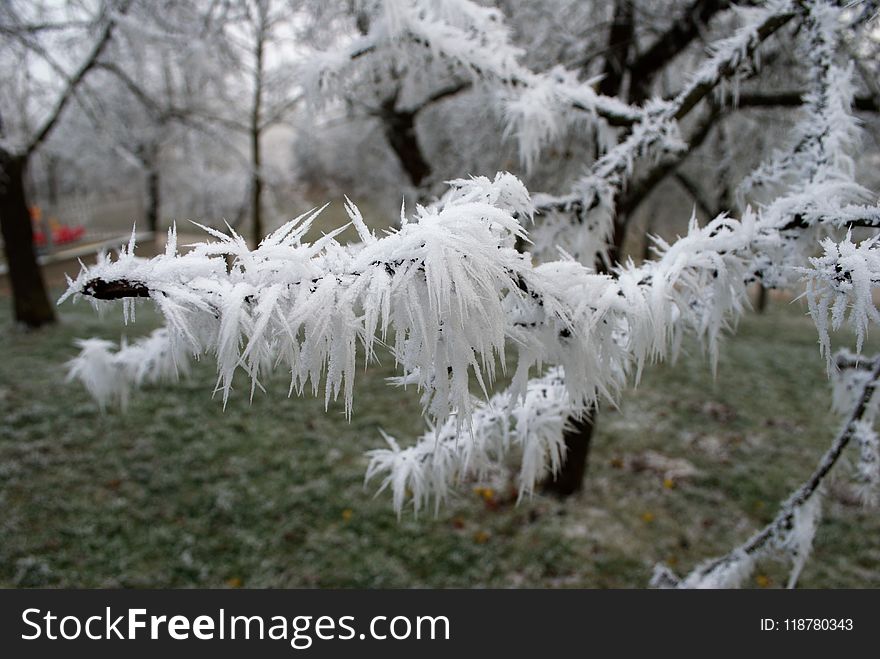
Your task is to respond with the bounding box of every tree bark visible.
[543,409,595,496]
[597,0,635,98]
[145,165,160,234]
[250,15,266,248]
[380,98,431,187]
[756,284,768,313]
[0,148,56,327]
[250,126,263,247]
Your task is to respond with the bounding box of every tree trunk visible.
[543,410,595,496]
[756,284,768,313]
[0,149,56,327]
[642,220,655,262]
[250,129,263,247]
[597,0,634,98]
[607,218,628,268]
[145,165,160,234]
[250,19,265,249]
[380,99,431,187]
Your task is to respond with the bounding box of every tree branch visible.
[735,91,878,113]
[536,4,795,219]
[598,0,634,98]
[24,0,131,158]
[410,82,471,115]
[671,10,794,122]
[617,103,722,218]
[704,355,880,569]
[342,32,644,128]
[82,278,151,300]
[629,0,736,103]
[656,352,880,588]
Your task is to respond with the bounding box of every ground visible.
[1,293,878,588]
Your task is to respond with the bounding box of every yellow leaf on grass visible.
[474,530,491,544]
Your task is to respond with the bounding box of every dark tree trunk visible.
[250,20,265,248]
[597,0,635,98]
[145,165,160,234]
[380,99,431,187]
[756,284,768,313]
[642,221,655,262]
[250,129,263,247]
[543,410,595,496]
[607,219,628,268]
[357,0,431,189]
[0,149,56,327]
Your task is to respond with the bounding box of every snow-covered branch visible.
[365,367,573,515]
[533,0,796,262]
[652,351,880,589]
[63,177,756,428]
[24,0,133,158]
[303,0,643,171]
[739,0,863,203]
[804,232,880,365]
[364,209,757,514]
[63,174,537,422]
[66,328,191,411]
[741,1,880,368]
[64,168,879,517]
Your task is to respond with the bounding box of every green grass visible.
[1,294,879,588]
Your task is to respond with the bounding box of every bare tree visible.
[0,0,131,327]
[201,0,304,246]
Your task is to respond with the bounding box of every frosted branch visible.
[654,352,880,588]
[533,0,796,259]
[302,0,643,171]
[365,367,574,516]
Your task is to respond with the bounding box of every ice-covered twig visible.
[533,1,796,260]
[63,174,537,421]
[653,352,880,589]
[365,367,573,516]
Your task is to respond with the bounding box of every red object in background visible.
[31,206,86,248]
[33,225,85,247]
[54,224,85,245]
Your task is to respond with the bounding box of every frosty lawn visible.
[1,297,878,588]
